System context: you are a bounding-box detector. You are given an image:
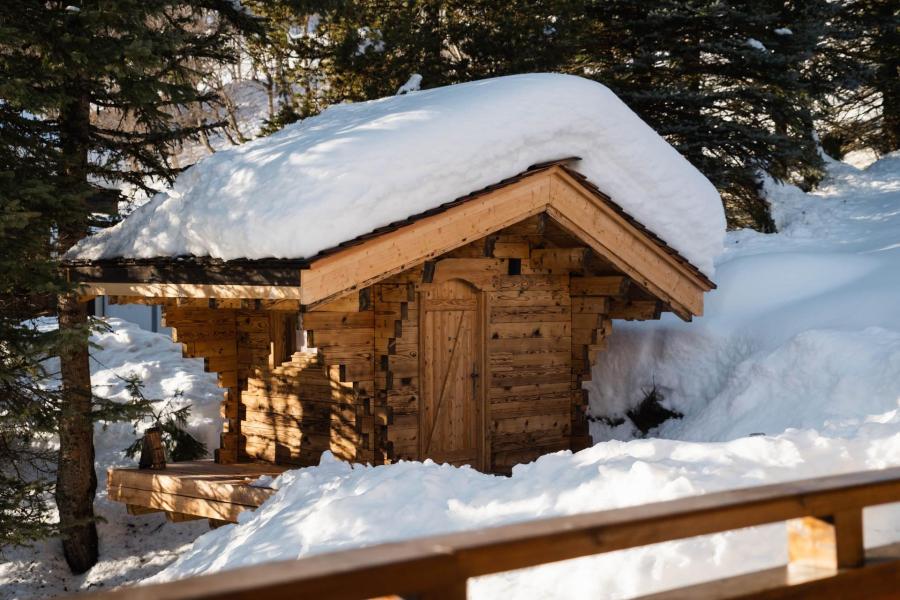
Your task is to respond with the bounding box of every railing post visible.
[788,508,865,570]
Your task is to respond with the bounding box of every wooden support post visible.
[788,509,865,570]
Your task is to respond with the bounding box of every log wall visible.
[163,305,297,463]
[366,215,625,474]
[163,215,664,471]
[252,291,377,466]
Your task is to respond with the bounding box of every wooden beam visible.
[79,467,900,600]
[79,281,302,300]
[530,248,588,272]
[548,168,708,319]
[608,299,662,321]
[788,509,865,570]
[299,175,552,306]
[569,276,629,297]
[640,541,900,599]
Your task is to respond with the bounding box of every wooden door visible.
[419,279,484,469]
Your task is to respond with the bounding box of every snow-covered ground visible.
[3,152,899,599]
[0,319,222,599]
[142,152,900,597]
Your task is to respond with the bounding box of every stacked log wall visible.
[293,291,376,465]
[162,214,666,471]
[163,304,299,463]
[483,218,577,473]
[373,277,421,464]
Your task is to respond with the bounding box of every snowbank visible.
[88,318,224,460]
[589,153,900,442]
[68,74,725,276]
[143,153,900,597]
[0,318,222,598]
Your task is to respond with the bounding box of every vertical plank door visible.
[419,279,483,469]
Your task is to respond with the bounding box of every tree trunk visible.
[55,294,98,574]
[55,90,98,574]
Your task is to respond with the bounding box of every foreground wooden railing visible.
[78,467,900,600]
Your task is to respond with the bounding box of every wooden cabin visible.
[69,159,714,521]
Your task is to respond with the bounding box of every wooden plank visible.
[490,369,570,389]
[788,509,864,570]
[80,281,302,300]
[569,276,629,297]
[242,428,358,455]
[608,299,662,320]
[640,542,900,599]
[571,296,610,314]
[492,274,568,292]
[491,242,530,259]
[299,175,551,306]
[490,305,570,323]
[488,290,569,307]
[108,465,281,507]
[110,485,250,523]
[311,293,365,313]
[530,248,588,272]
[302,311,374,330]
[308,329,373,347]
[489,321,570,340]
[491,429,572,452]
[489,382,572,402]
[491,413,570,435]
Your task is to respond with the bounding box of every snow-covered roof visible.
[69,73,726,276]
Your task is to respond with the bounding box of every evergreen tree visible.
[818,0,900,157]
[273,1,830,229]
[0,0,260,572]
[0,104,69,547]
[285,1,582,105]
[579,0,826,229]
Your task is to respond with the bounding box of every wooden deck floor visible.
[107,460,289,523]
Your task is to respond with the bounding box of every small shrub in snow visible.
[626,386,683,436]
[117,375,207,463]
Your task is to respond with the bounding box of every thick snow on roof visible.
[69,74,725,275]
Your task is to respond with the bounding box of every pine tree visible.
[0,0,260,573]
[0,104,69,547]
[578,0,826,229]
[270,1,830,229]
[818,0,900,157]
[283,1,582,105]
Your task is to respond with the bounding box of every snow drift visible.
[142,153,900,598]
[0,319,223,597]
[68,73,725,276]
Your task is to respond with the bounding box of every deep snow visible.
[4,153,899,599]
[0,320,222,599]
[138,152,900,598]
[68,74,725,276]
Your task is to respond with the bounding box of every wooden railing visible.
[78,467,900,600]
